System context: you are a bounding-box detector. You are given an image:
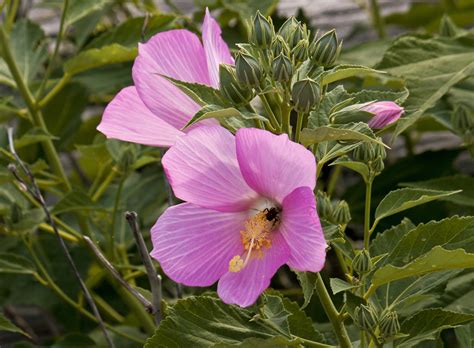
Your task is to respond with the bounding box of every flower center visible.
[228,207,281,273]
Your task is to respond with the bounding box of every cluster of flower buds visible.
[354,305,401,342]
[354,303,378,332]
[316,191,351,225]
[224,11,342,115]
[352,249,373,274]
[379,310,401,340]
[352,140,386,175]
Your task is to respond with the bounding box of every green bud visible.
[379,310,401,338]
[352,142,376,162]
[311,29,342,67]
[354,304,378,331]
[291,78,320,113]
[278,17,307,49]
[271,35,290,57]
[272,53,293,83]
[452,105,474,133]
[332,200,351,225]
[219,64,254,105]
[291,39,309,62]
[251,11,274,48]
[371,157,385,174]
[316,191,333,220]
[352,249,373,274]
[235,51,263,88]
[439,15,459,37]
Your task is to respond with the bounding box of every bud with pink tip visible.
[363,101,404,129]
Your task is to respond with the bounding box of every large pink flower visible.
[363,101,404,129]
[97,10,233,147]
[150,126,327,307]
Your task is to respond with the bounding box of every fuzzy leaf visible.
[0,252,37,275]
[0,312,30,337]
[321,64,385,86]
[163,76,227,107]
[330,278,359,295]
[331,156,370,182]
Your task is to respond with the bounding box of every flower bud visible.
[439,15,459,37]
[278,17,306,49]
[371,156,385,174]
[271,35,290,57]
[332,200,351,225]
[316,191,333,220]
[363,101,404,129]
[272,53,293,83]
[352,249,373,274]
[291,39,309,62]
[354,304,378,331]
[235,51,263,88]
[379,310,400,338]
[291,78,320,113]
[451,105,474,134]
[251,11,274,48]
[311,29,341,67]
[352,142,376,163]
[219,64,254,105]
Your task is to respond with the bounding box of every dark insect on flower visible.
[263,207,281,226]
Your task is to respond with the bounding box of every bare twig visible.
[125,211,163,324]
[83,236,154,313]
[7,128,115,348]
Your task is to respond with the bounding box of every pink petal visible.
[97,86,184,147]
[217,233,290,307]
[203,8,234,88]
[364,101,404,129]
[132,29,210,129]
[280,187,327,272]
[162,126,258,212]
[150,203,245,286]
[236,128,316,203]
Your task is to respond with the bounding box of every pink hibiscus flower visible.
[97,9,233,147]
[150,126,327,307]
[363,101,405,129]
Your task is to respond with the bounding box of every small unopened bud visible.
[235,51,263,88]
[292,39,309,62]
[278,17,307,49]
[271,35,290,57]
[291,78,320,113]
[272,53,293,83]
[316,191,333,220]
[354,304,378,331]
[379,310,400,338]
[352,249,373,274]
[332,201,351,225]
[219,64,253,105]
[363,101,404,129]
[371,157,385,174]
[452,105,474,134]
[352,142,376,163]
[439,15,459,37]
[311,29,341,67]
[251,11,274,48]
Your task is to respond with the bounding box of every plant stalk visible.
[364,178,373,250]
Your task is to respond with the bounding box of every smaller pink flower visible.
[97,9,233,147]
[150,127,327,307]
[363,101,404,129]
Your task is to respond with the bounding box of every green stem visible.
[5,0,19,32]
[315,273,353,348]
[364,178,373,250]
[295,111,304,143]
[280,95,292,135]
[36,0,69,100]
[291,335,336,348]
[92,166,119,202]
[259,94,280,131]
[109,176,125,258]
[327,165,341,197]
[0,26,71,191]
[38,74,71,108]
[368,0,386,39]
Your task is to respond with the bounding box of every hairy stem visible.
[364,178,373,250]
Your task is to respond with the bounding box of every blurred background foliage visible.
[0,0,473,346]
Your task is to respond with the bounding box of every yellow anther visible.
[229,255,244,272]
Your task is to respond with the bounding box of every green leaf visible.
[278,296,323,342]
[315,141,361,169]
[0,312,30,337]
[0,19,47,87]
[370,218,416,257]
[331,156,370,182]
[330,278,359,295]
[374,188,461,222]
[163,76,227,107]
[85,14,176,49]
[213,336,302,347]
[401,175,474,208]
[321,64,385,86]
[295,272,317,309]
[377,35,474,137]
[344,292,366,319]
[372,246,474,287]
[397,309,474,347]
[0,252,37,275]
[13,128,57,149]
[301,122,386,147]
[65,0,111,26]
[184,105,267,130]
[52,190,103,214]
[221,0,278,23]
[64,44,137,76]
